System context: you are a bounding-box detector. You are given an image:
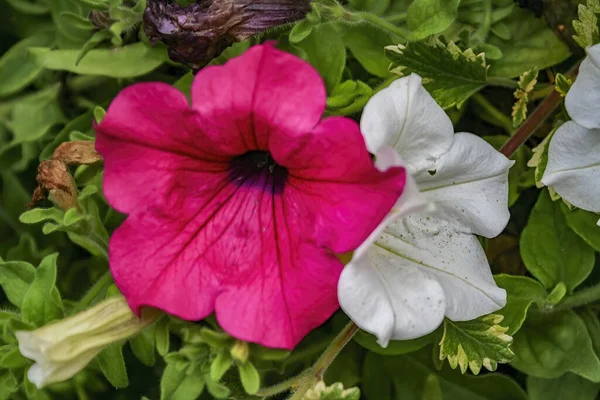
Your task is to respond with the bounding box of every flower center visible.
[229,151,288,193]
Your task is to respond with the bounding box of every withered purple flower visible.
[144,0,311,68]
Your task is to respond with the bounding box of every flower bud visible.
[230,340,249,363]
[143,0,311,68]
[16,296,160,388]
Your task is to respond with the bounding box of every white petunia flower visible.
[338,74,513,347]
[542,43,600,224]
[564,44,600,130]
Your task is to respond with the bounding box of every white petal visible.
[339,246,446,346]
[15,331,47,363]
[360,73,454,174]
[380,216,507,322]
[415,133,514,238]
[565,44,600,130]
[338,252,395,346]
[27,350,100,388]
[542,121,600,213]
[352,147,431,261]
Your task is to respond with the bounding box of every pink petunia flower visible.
[95,43,406,349]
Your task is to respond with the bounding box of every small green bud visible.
[230,340,249,363]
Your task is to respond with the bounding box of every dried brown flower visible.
[143,0,311,68]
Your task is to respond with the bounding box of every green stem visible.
[487,76,519,89]
[550,282,600,312]
[472,93,514,134]
[344,11,410,40]
[255,373,309,398]
[256,322,359,398]
[311,322,360,378]
[73,270,113,312]
[384,12,407,23]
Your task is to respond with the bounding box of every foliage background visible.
[1,0,599,399]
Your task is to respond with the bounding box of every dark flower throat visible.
[229,151,288,193]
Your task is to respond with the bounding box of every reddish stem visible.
[500,89,563,158]
[500,62,581,158]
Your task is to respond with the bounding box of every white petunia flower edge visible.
[339,74,514,347]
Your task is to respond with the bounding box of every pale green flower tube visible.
[16,296,160,388]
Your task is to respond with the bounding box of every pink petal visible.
[215,188,342,349]
[109,173,342,349]
[190,43,326,155]
[273,117,407,253]
[96,82,230,214]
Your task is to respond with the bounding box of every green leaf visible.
[326,80,373,116]
[297,24,346,93]
[0,372,19,400]
[29,43,167,78]
[554,72,573,96]
[19,208,65,225]
[4,0,50,15]
[156,316,171,356]
[199,328,232,348]
[512,68,538,128]
[238,361,260,395]
[439,315,514,375]
[97,343,129,388]
[366,350,528,400]
[546,282,567,305]
[0,33,54,98]
[527,132,553,187]
[57,11,94,32]
[94,106,106,125]
[289,19,314,44]
[581,306,600,358]
[130,326,156,367]
[250,345,290,361]
[21,253,63,326]
[210,351,233,381]
[0,345,29,369]
[173,72,194,100]
[5,84,65,145]
[0,260,35,308]
[494,274,547,335]
[521,190,596,292]
[488,8,570,78]
[304,381,360,400]
[160,355,189,399]
[205,377,231,399]
[208,41,251,66]
[170,367,205,400]
[561,204,600,252]
[407,0,460,41]
[386,38,488,108]
[40,109,94,160]
[573,0,600,49]
[528,372,600,400]
[341,24,396,78]
[511,310,600,382]
[354,329,434,355]
[76,30,114,65]
[362,351,393,400]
